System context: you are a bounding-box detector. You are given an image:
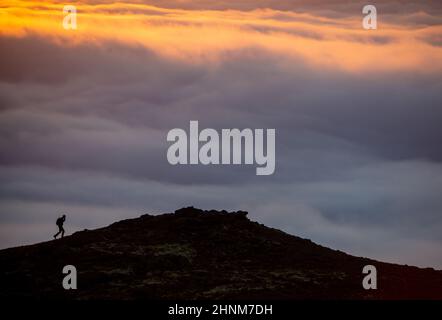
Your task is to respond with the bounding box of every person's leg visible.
[61,226,65,238]
[54,226,61,239]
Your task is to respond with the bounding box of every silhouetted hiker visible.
[54,214,66,239]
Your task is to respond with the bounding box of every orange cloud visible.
[1,0,441,72]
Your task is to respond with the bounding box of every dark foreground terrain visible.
[1,207,441,299]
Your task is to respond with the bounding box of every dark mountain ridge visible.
[1,207,441,299]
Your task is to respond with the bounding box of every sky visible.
[0,0,442,268]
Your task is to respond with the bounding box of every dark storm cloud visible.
[0,35,190,85]
[1,35,442,183]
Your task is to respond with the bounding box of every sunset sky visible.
[1,0,442,268]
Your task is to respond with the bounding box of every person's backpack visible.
[56,217,63,226]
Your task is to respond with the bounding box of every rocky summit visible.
[0,207,441,299]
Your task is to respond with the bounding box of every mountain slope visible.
[1,207,441,299]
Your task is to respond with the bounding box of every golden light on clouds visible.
[1,0,442,72]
